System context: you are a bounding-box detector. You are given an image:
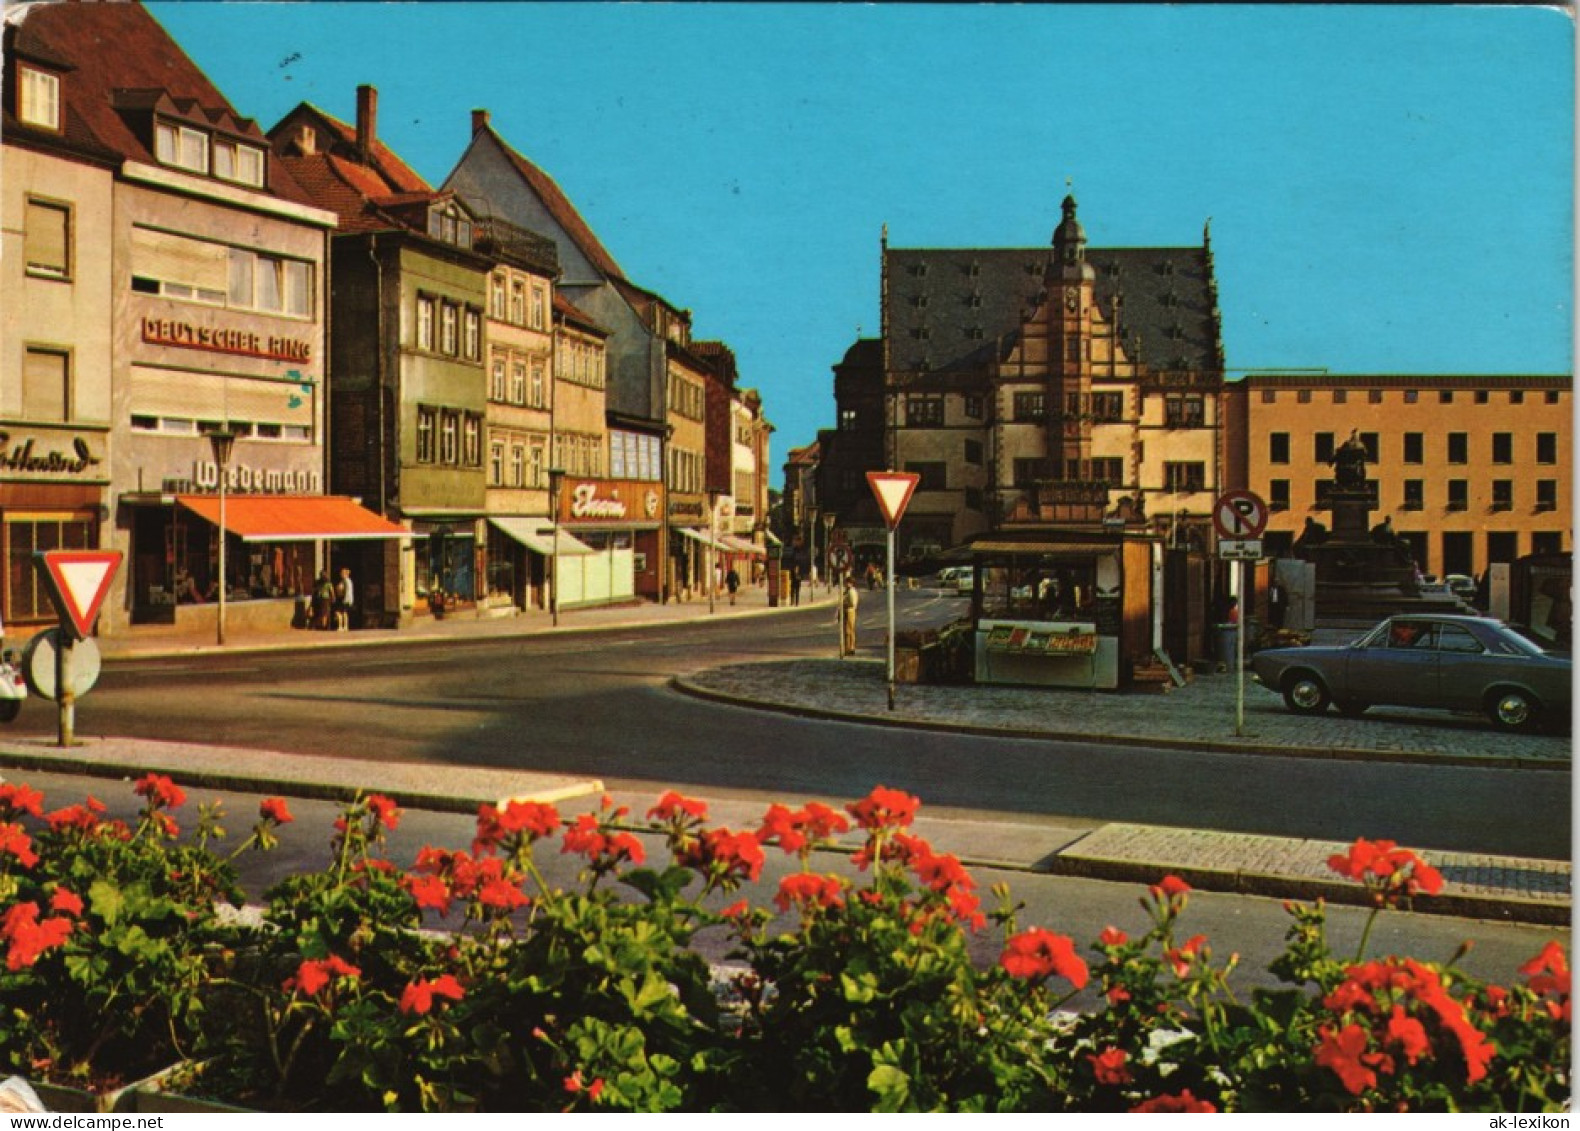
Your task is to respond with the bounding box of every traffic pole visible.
[886,525,897,711]
[1235,558,1247,737]
[56,633,75,748]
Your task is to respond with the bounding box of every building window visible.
[1091,457,1124,486]
[1447,480,1468,511]
[1012,392,1045,422]
[1368,389,1383,404]
[1491,480,1513,511]
[1314,433,1335,464]
[155,121,210,174]
[530,284,547,330]
[1403,433,1424,464]
[439,410,460,464]
[1296,389,1311,404]
[1546,390,1560,405]
[22,348,69,422]
[416,406,436,463]
[227,249,311,316]
[1402,480,1424,511]
[1359,432,1379,463]
[490,358,507,402]
[489,440,504,486]
[1268,479,1290,511]
[1260,389,1276,404]
[1269,433,1289,465]
[1012,458,1047,487]
[511,444,526,488]
[1536,480,1558,512]
[1404,389,1419,404]
[1491,432,1513,464]
[1332,389,1347,405]
[24,198,69,280]
[963,394,983,419]
[463,414,483,467]
[1090,392,1124,421]
[463,308,481,361]
[510,280,526,324]
[1474,390,1490,404]
[416,296,435,351]
[904,462,947,491]
[1509,390,1525,405]
[1163,462,1206,492]
[19,65,61,130]
[440,303,459,355]
[839,408,859,431]
[1447,433,1468,464]
[213,139,265,187]
[490,273,507,319]
[964,439,983,465]
[1440,390,1454,404]
[1536,432,1558,464]
[510,362,526,405]
[906,395,944,427]
[530,360,546,408]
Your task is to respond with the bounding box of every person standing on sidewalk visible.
[839,575,859,657]
[334,567,355,631]
[789,563,802,606]
[726,566,740,606]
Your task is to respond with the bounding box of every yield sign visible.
[35,550,123,640]
[866,471,921,530]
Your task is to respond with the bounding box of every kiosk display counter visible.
[970,544,1124,689]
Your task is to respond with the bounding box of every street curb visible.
[0,746,606,817]
[668,672,1572,773]
[94,595,841,664]
[1039,853,1569,928]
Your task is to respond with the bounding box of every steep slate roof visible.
[553,291,610,337]
[883,242,1220,376]
[478,126,626,283]
[4,0,315,206]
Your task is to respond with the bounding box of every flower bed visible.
[0,777,1569,1111]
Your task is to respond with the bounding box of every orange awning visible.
[177,495,409,542]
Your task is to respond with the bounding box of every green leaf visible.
[868,1064,912,1111]
[87,879,125,926]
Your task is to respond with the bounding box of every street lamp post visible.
[208,429,236,646]
[547,468,565,627]
[707,490,720,615]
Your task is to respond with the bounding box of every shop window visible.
[24,198,70,280]
[6,515,93,622]
[978,557,1098,622]
[22,348,69,422]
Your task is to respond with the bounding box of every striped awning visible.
[177,495,408,542]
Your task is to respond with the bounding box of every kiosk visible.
[967,528,1162,690]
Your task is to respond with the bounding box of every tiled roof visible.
[5,1,316,207]
[301,102,431,194]
[482,126,626,282]
[883,243,1221,376]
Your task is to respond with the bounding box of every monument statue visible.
[1328,429,1368,489]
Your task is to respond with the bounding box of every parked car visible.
[1445,574,1477,601]
[954,567,975,595]
[0,650,26,722]
[1249,614,1570,732]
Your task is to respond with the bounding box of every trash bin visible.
[1215,623,1241,670]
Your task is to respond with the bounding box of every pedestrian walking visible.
[312,571,334,630]
[725,566,740,606]
[789,564,802,606]
[839,575,859,657]
[334,566,355,631]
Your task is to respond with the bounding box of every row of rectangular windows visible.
[414,405,484,467]
[904,458,1195,492]
[488,271,549,330]
[415,295,483,361]
[1266,478,1559,512]
[489,351,548,409]
[553,432,603,478]
[487,430,548,490]
[1261,387,1562,406]
[1268,431,1560,465]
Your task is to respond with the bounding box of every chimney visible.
[472,108,490,134]
[356,84,378,162]
[295,123,317,157]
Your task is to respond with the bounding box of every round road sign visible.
[23,629,102,701]
[1213,490,1269,539]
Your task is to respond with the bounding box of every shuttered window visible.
[24,199,69,278]
[22,349,69,422]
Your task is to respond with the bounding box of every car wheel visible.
[1486,688,1539,732]
[1282,673,1331,715]
[0,699,19,723]
[1335,699,1369,717]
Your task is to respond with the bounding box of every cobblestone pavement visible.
[676,655,1572,768]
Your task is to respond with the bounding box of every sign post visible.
[31,549,122,747]
[1213,491,1269,736]
[866,471,920,711]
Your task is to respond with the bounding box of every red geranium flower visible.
[1149,874,1191,901]
[474,799,561,854]
[681,827,766,885]
[2,902,74,970]
[647,790,708,823]
[398,973,465,1015]
[756,803,808,854]
[847,785,920,831]
[45,796,106,834]
[1131,1090,1217,1113]
[1000,927,1089,989]
[561,813,646,868]
[259,797,294,825]
[1088,1047,1132,1086]
[1384,1004,1431,1066]
[1327,838,1444,904]
[563,1071,605,1102]
[1099,926,1129,948]
[0,783,44,818]
[404,872,454,916]
[774,872,847,913]
[133,773,186,810]
[285,954,362,997]
[1315,1023,1391,1095]
[0,822,38,868]
[477,872,530,911]
[48,888,83,917]
[1518,940,1570,999]
[365,794,401,831]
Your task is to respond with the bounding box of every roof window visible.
[19,65,61,131]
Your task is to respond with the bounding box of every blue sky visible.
[148,2,1574,457]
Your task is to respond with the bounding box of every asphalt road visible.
[4,592,1567,861]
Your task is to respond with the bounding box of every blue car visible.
[1249,614,1571,732]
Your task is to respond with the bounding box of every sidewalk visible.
[1,582,1568,925]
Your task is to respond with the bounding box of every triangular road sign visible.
[35,550,123,640]
[866,471,921,530]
